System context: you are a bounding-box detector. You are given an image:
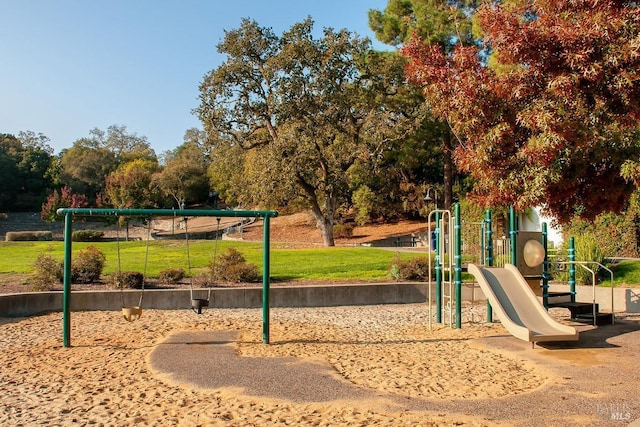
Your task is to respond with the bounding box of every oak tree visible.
[197,18,416,245]
[105,159,161,209]
[0,132,55,211]
[154,136,211,208]
[58,125,156,204]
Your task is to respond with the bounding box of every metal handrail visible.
[554,261,615,325]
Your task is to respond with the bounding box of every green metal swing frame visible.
[56,207,278,347]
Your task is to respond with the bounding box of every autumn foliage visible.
[40,186,88,222]
[402,0,640,222]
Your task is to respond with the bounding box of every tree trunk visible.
[296,174,336,246]
[309,199,335,246]
[316,215,335,246]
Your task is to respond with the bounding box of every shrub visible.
[353,185,379,225]
[389,253,431,281]
[71,246,106,283]
[563,212,639,258]
[159,268,185,284]
[30,253,63,291]
[553,233,605,285]
[333,223,354,239]
[72,230,104,242]
[210,247,260,283]
[110,271,144,289]
[5,231,52,241]
[574,233,604,285]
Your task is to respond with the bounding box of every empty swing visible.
[186,216,221,314]
[116,218,151,322]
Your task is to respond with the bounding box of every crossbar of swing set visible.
[57,208,278,348]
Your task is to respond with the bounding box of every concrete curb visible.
[0,283,434,317]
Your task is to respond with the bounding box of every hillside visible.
[238,212,428,247]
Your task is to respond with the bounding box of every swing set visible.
[185,216,222,314]
[115,218,150,322]
[56,207,278,348]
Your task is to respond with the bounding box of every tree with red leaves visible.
[40,186,88,222]
[402,0,640,223]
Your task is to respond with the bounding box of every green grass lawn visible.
[607,260,640,287]
[4,240,640,286]
[0,240,425,282]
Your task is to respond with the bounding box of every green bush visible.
[72,230,104,242]
[574,233,604,285]
[554,233,605,285]
[71,246,106,284]
[353,185,379,225]
[159,268,185,284]
[389,253,431,280]
[30,253,63,291]
[564,213,639,258]
[210,247,260,283]
[5,231,52,241]
[110,271,144,289]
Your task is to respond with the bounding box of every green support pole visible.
[485,210,493,322]
[434,211,442,323]
[509,206,517,266]
[62,213,73,347]
[454,203,462,329]
[262,215,271,344]
[568,236,576,303]
[542,222,550,309]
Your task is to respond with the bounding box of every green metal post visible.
[434,211,442,323]
[485,210,493,322]
[509,206,517,266]
[454,203,462,329]
[262,215,271,344]
[568,236,576,303]
[542,222,550,309]
[62,213,73,347]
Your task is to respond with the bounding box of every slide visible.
[468,263,579,344]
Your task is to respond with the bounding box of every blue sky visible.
[1,0,391,154]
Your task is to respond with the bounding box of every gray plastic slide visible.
[468,263,579,344]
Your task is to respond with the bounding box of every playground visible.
[2,207,640,425]
[1,304,639,426]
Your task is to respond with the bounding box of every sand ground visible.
[1,304,639,426]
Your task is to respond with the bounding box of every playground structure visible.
[428,204,616,344]
[56,207,278,348]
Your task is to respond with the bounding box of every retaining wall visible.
[2,282,637,318]
[0,283,433,317]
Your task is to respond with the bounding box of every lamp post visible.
[424,187,439,210]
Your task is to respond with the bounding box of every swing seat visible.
[191,298,209,315]
[122,306,142,322]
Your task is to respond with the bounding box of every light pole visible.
[424,187,438,210]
